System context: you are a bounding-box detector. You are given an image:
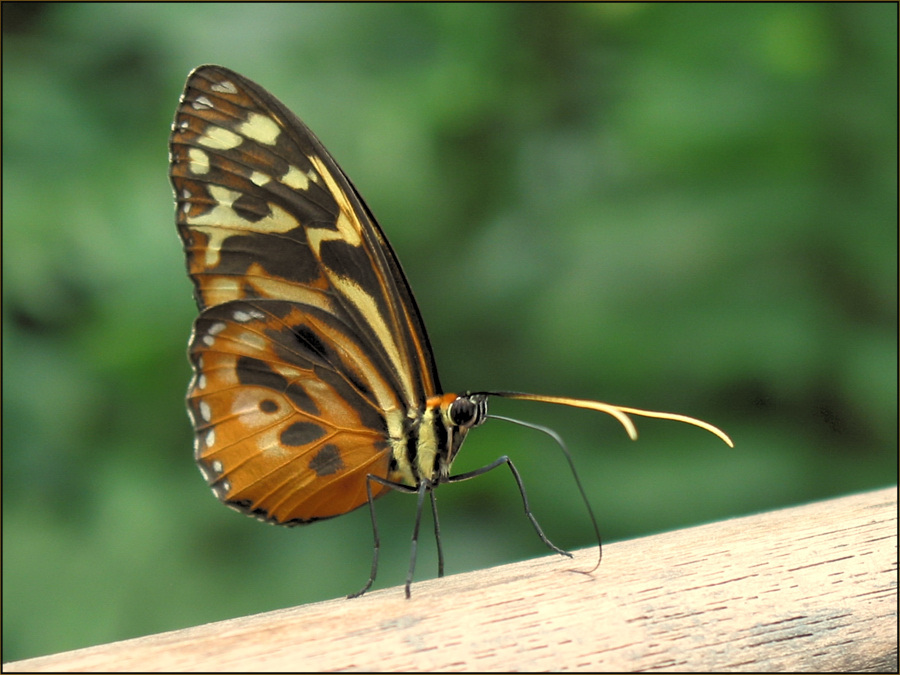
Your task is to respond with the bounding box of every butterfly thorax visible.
[391,393,488,487]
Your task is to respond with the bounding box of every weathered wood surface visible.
[6,486,896,673]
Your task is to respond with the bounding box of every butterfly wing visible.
[169,65,440,524]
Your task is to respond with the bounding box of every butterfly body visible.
[169,65,731,596]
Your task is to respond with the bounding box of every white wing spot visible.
[250,171,271,186]
[239,112,281,146]
[193,96,213,110]
[181,189,193,214]
[211,457,222,473]
[199,401,212,422]
[209,322,226,335]
[202,334,215,347]
[282,165,314,191]
[233,310,252,322]
[197,374,207,389]
[198,126,242,150]
[188,148,210,174]
[238,329,266,352]
[211,80,238,95]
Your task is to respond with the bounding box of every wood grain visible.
[6,486,896,672]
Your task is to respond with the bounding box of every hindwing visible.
[187,300,398,522]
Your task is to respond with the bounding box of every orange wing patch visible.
[188,300,399,524]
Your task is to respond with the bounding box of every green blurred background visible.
[2,2,896,663]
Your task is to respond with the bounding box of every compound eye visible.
[448,395,487,428]
[449,397,477,427]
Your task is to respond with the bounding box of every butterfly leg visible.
[448,456,573,559]
[347,478,382,599]
[349,474,419,599]
[403,480,434,599]
[430,490,444,578]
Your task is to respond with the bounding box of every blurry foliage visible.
[2,2,896,663]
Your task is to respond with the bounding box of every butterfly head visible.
[408,393,489,485]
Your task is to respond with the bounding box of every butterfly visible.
[168,65,732,598]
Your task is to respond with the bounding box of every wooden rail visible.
[6,486,897,672]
